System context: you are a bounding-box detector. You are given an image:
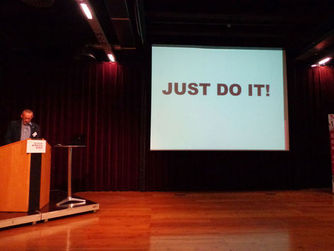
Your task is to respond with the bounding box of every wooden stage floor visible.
[1,189,334,250]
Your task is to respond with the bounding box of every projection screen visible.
[150,45,289,151]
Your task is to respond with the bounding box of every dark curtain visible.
[286,64,334,189]
[304,65,334,184]
[1,60,333,191]
[1,61,144,191]
[143,64,334,191]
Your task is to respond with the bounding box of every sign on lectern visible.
[27,139,46,153]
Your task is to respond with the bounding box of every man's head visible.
[21,109,34,125]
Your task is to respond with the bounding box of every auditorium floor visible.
[1,189,334,250]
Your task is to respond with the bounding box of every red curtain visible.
[142,64,334,191]
[1,62,144,191]
[1,61,334,191]
[288,65,334,187]
[309,66,334,108]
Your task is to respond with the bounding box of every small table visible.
[54,144,86,207]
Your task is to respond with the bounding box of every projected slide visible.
[151,45,289,150]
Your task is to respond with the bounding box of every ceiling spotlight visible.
[80,3,93,20]
[311,64,318,68]
[107,53,116,62]
[318,57,331,65]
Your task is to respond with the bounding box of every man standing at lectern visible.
[4,109,41,145]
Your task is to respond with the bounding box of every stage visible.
[0,191,99,229]
[1,189,334,250]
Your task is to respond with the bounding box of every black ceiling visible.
[1,0,333,63]
[0,0,97,61]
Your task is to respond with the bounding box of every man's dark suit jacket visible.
[3,120,41,145]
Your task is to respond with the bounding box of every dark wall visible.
[0,57,333,192]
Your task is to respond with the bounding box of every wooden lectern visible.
[0,139,51,212]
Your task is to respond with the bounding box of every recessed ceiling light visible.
[318,57,331,65]
[107,53,116,62]
[80,3,93,20]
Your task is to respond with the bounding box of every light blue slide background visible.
[151,46,288,150]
